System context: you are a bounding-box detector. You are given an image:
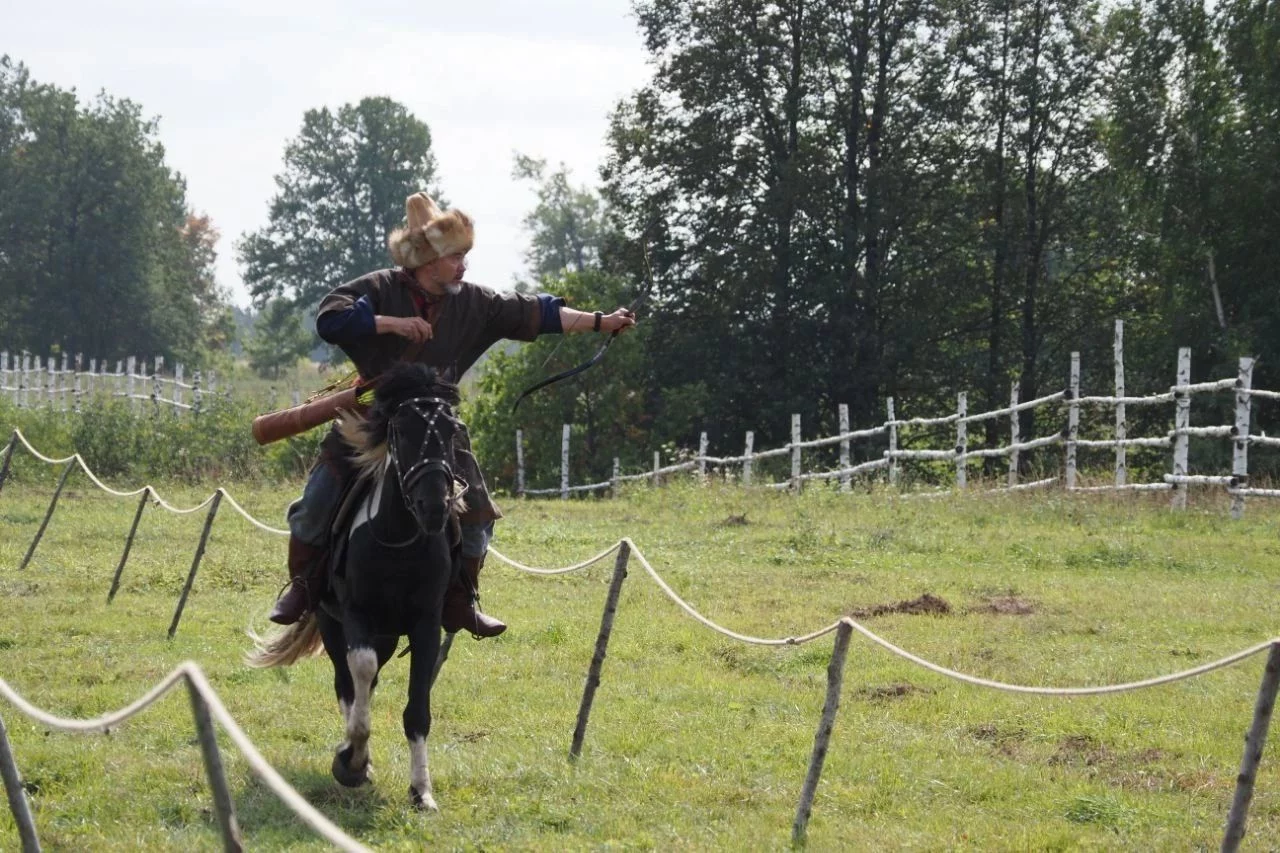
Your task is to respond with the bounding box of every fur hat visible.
[387,192,474,268]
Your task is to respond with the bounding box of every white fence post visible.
[1067,352,1080,490]
[652,451,660,487]
[126,355,137,413]
[699,431,708,482]
[1172,347,1191,510]
[193,368,203,414]
[887,398,898,487]
[1231,357,1254,521]
[1114,319,1127,486]
[0,352,7,404]
[21,353,31,408]
[1008,381,1020,488]
[59,352,69,411]
[153,356,164,414]
[791,414,802,491]
[955,392,967,489]
[612,457,620,496]
[743,432,754,486]
[45,355,54,407]
[516,429,525,497]
[838,403,851,493]
[73,354,82,412]
[560,424,570,500]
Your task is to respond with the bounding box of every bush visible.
[0,395,327,484]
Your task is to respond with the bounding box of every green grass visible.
[1,473,1279,850]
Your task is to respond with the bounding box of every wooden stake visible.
[0,431,16,498]
[108,488,151,603]
[570,541,631,761]
[0,711,42,852]
[1221,643,1280,852]
[792,619,855,845]
[19,461,75,571]
[168,491,223,638]
[186,680,243,852]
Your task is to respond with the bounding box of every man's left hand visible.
[601,308,637,334]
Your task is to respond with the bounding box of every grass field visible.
[1,471,1279,851]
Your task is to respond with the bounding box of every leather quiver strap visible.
[251,387,362,446]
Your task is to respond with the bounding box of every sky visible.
[6,0,653,308]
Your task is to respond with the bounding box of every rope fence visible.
[516,320,1278,520]
[0,662,371,853]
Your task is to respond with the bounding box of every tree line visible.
[0,57,233,366]
[2,0,1277,488]
[480,0,1280,487]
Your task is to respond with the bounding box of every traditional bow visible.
[511,243,654,413]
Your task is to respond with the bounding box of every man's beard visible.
[444,281,463,296]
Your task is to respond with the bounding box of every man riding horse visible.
[272,191,637,633]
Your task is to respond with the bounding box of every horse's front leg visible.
[404,617,443,811]
[316,612,367,787]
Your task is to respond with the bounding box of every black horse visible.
[250,364,467,811]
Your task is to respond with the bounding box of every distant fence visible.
[0,350,308,414]
[0,351,218,413]
[517,320,1277,518]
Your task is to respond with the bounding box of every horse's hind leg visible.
[404,619,443,811]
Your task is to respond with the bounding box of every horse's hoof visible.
[332,746,371,788]
[410,785,439,812]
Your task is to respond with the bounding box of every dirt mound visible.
[851,593,952,618]
[973,595,1037,615]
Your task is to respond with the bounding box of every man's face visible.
[432,253,467,292]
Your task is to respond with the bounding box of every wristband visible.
[593,311,603,332]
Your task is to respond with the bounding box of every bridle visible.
[385,395,467,534]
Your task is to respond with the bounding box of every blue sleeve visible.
[538,294,566,334]
[316,295,376,343]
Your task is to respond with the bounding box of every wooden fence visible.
[517,320,1278,518]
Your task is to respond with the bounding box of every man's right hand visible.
[376,315,433,344]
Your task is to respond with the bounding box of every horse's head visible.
[343,364,464,537]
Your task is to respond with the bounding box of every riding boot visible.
[269,536,327,625]
[441,554,506,638]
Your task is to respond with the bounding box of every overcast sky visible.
[7,0,652,308]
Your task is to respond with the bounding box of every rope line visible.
[501,537,1280,691]
[626,540,843,646]
[488,542,620,575]
[0,662,370,853]
[217,489,289,536]
[11,429,282,526]
[842,621,1280,696]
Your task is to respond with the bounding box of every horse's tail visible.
[245,613,324,668]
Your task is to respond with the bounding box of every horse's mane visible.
[337,364,461,480]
